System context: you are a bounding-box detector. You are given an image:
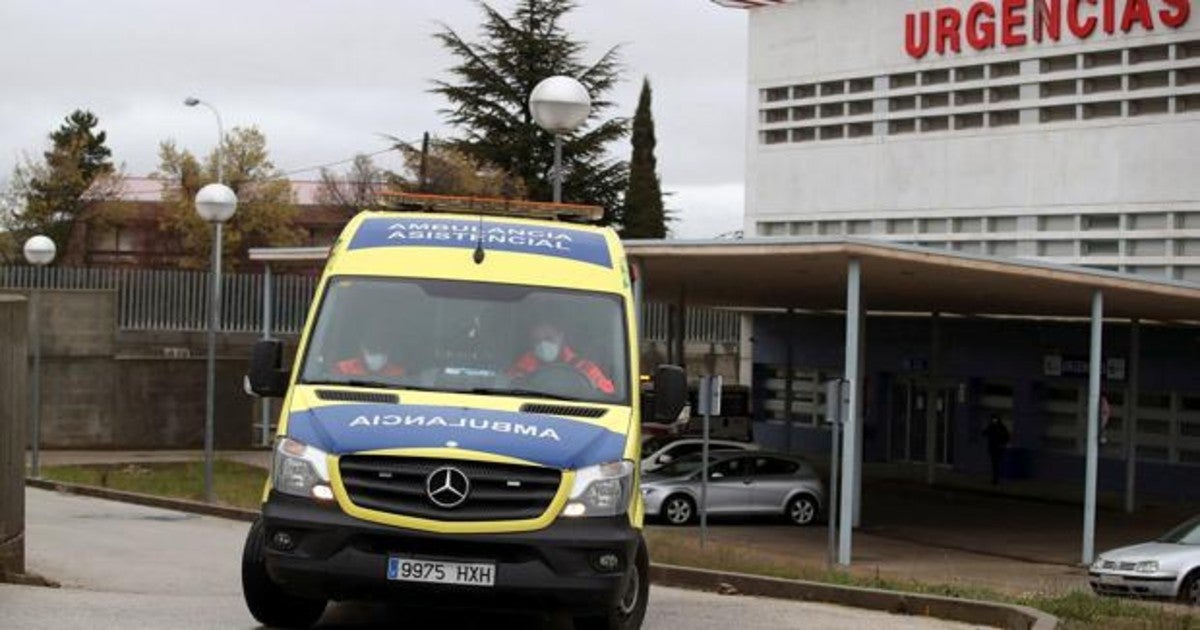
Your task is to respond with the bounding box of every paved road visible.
[0,489,987,629]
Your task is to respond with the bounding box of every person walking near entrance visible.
[983,414,1011,485]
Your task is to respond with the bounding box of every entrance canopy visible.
[626,237,1200,323]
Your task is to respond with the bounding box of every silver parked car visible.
[640,438,758,474]
[641,451,825,526]
[1090,515,1200,605]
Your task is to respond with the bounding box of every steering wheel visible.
[520,362,595,398]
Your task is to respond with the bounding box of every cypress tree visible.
[621,78,667,239]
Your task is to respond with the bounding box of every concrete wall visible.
[24,289,269,450]
[0,294,28,576]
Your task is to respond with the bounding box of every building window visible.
[1129,44,1171,64]
[1082,75,1122,94]
[956,65,985,82]
[848,78,874,93]
[922,69,950,85]
[1040,54,1077,73]
[790,222,814,236]
[990,61,1021,78]
[1177,212,1200,229]
[1178,239,1200,256]
[761,222,788,236]
[921,93,950,109]
[1129,213,1168,230]
[989,85,1020,102]
[1040,80,1077,98]
[1128,266,1168,277]
[1083,214,1120,230]
[989,217,1018,232]
[989,110,1021,127]
[1128,240,1167,256]
[888,219,915,234]
[819,125,845,140]
[1130,97,1170,116]
[955,89,985,106]
[889,96,917,112]
[818,221,843,235]
[1177,67,1200,86]
[820,81,845,96]
[1082,240,1120,255]
[989,241,1018,256]
[848,100,873,116]
[954,113,984,129]
[763,87,790,102]
[1083,49,1123,68]
[1040,105,1077,123]
[919,218,948,234]
[953,217,983,233]
[1039,215,1075,231]
[820,102,845,118]
[847,122,873,138]
[1082,101,1122,120]
[793,105,816,121]
[889,119,917,135]
[920,116,949,132]
[847,220,871,235]
[1130,71,1170,90]
[1038,241,1075,256]
[791,127,816,143]
[764,108,790,124]
[762,129,789,144]
[793,84,817,100]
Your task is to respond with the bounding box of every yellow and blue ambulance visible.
[241,198,686,629]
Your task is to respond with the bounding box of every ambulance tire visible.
[574,538,649,630]
[241,518,328,629]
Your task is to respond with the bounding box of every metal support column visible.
[260,264,273,447]
[853,306,865,527]
[783,308,795,454]
[1083,290,1104,565]
[926,312,941,486]
[1125,319,1140,514]
[838,258,862,566]
[29,289,41,478]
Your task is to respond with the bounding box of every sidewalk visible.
[30,449,1199,601]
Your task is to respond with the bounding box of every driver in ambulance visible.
[507,322,615,396]
[333,319,406,378]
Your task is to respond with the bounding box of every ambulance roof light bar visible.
[381,191,604,223]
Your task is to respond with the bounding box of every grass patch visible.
[645,529,1199,628]
[40,460,268,511]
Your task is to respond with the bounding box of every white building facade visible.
[723,0,1200,281]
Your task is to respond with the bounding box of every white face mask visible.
[534,340,561,363]
[363,351,388,372]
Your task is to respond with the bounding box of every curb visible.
[26,479,1059,629]
[651,564,1058,630]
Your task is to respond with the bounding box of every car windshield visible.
[1157,515,1200,544]
[653,453,710,478]
[299,276,629,404]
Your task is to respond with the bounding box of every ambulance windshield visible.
[299,276,629,404]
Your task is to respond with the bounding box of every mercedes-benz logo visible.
[426,466,470,509]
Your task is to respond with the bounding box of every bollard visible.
[0,294,29,578]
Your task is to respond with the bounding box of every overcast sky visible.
[0,0,748,238]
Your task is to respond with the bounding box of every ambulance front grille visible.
[339,456,562,522]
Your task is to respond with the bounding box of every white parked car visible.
[640,438,758,474]
[1090,515,1200,605]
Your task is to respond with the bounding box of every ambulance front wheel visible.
[574,538,649,630]
[241,517,328,629]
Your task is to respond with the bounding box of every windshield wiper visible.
[465,387,577,402]
[301,379,438,393]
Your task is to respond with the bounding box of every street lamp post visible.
[528,76,591,203]
[195,184,237,502]
[22,235,55,478]
[184,97,225,184]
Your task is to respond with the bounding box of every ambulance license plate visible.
[387,557,495,587]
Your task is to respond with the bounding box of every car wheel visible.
[242,518,327,628]
[574,538,650,630]
[1180,570,1200,606]
[786,494,818,526]
[662,494,695,526]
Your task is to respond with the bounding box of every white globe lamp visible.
[22,235,56,266]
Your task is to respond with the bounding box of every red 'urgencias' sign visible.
[905,0,1191,59]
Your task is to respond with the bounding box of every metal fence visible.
[0,266,740,342]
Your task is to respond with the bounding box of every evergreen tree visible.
[432,0,628,223]
[7,110,119,261]
[621,78,668,239]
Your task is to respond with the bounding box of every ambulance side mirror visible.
[651,364,687,422]
[247,339,290,398]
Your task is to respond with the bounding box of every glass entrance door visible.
[889,380,955,465]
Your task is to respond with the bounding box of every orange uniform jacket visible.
[507,345,615,396]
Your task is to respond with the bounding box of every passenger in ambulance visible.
[507,322,615,397]
[332,319,406,379]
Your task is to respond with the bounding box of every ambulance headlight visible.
[562,460,634,518]
[273,438,333,501]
